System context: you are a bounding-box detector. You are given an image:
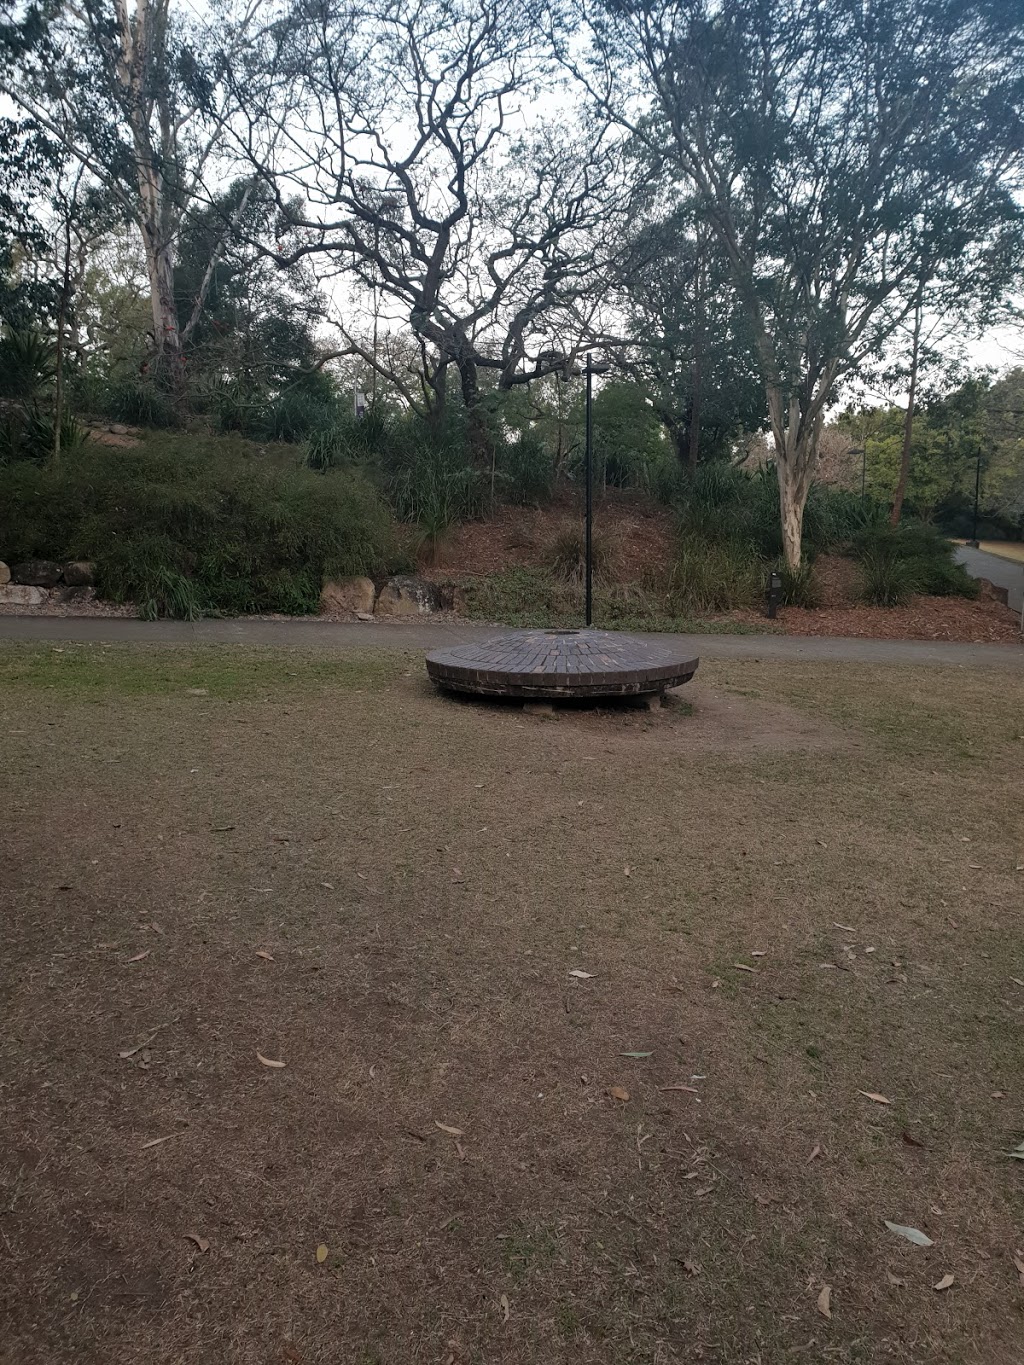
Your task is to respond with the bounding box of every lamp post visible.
[582,353,611,629]
[967,448,982,548]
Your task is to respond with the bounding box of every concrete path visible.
[955,544,1024,614]
[0,614,1022,670]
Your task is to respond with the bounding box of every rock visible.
[356,611,374,622]
[976,577,1009,607]
[11,559,62,587]
[320,575,377,615]
[110,423,129,435]
[0,584,46,606]
[374,575,441,617]
[436,581,467,613]
[62,561,96,587]
[54,585,96,606]
[0,561,9,585]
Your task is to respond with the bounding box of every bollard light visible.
[765,570,782,620]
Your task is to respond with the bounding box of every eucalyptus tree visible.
[8,0,259,395]
[568,0,1024,565]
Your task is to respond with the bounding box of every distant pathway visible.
[0,614,1022,670]
[955,545,1024,614]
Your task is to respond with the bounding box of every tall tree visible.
[225,0,636,442]
[568,0,1024,565]
[7,0,257,395]
[605,202,765,469]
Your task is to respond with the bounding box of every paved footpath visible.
[0,614,1022,670]
[955,544,1024,614]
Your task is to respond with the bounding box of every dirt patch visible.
[748,593,1021,642]
[2,646,1023,1364]
[421,487,677,582]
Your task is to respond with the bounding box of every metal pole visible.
[585,353,593,628]
[861,444,867,499]
[969,451,981,547]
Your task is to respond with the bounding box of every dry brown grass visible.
[1,644,1023,1364]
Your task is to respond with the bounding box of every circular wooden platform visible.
[425,629,699,699]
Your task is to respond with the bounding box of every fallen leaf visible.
[817,1284,832,1319]
[454,1140,466,1161]
[1012,1252,1024,1286]
[316,1244,328,1264]
[624,866,631,877]
[658,1084,699,1094]
[884,1220,934,1247]
[807,1144,821,1162]
[901,1130,926,1148]
[682,1257,701,1276]
[933,1273,954,1292]
[434,1121,464,1137]
[499,1292,510,1322]
[118,1026,163,1059]
[210,824,235,832]
[319,882,334,889]
[141,1133,179,1150]
[834,923,856,933]
[859,1091,892,1105]
[257,1052,286,1068]
[750,950,767,957]
[608,1086,630,1102]
[886,1270,906,1287]
[126,950,151,964]
[255,950,274,961]
[733,963,756,973]
[568,969,594,979]
[149,923,164,935]
[451,869,465,883]
[619,1051,653,1058]
[1008,1140,1024,1161]
[184,1232,209,1253]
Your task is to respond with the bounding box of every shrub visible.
[670,534,761,612]
[777,559,820,608]
[0,434,399,618]
[496,433,554,505]
[859,550,921,607]
[852,521,976,600]
[548,526,616,583]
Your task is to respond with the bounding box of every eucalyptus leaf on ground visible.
[884,1220,934,1247]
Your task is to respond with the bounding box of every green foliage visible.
[82,376,178,428]
[453,565,765,634]
[547,526,615,583]
[858,551,921,607]
[496,432,554,504]
[777,560,820,608]
[0,433,399,617]
[377,417,489,527]
[0,403,89,465]
[0,329,55,400]
[852,522,977,604]
[670,534,761,612]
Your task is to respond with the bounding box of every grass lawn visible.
[975,541,1024,567]
[1,644,1023,1364]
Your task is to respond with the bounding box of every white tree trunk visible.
[767,385,820,570]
